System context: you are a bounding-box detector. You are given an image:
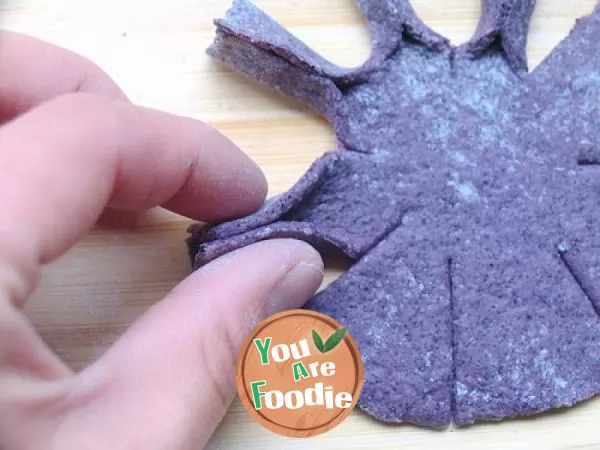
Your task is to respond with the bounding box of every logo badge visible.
[236,310,364,438]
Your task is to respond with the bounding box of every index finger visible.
[0,93,267,305]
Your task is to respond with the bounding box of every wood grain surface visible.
[2,0,600,448]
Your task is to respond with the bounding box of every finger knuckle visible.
[49,92,114,118]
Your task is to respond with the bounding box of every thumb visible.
[55,239,323,450]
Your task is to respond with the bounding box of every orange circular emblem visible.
[236,309,364,438]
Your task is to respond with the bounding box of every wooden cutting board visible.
[3,0,600,448]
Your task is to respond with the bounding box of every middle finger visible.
[0,30,128,123]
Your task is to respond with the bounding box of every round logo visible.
[236,310,364,438]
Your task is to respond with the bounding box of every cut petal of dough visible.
[452,238,600,425]
[190,151,419,268]
[307,226,454,428]
[461,0,536,73]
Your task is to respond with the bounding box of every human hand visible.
[0,31,324,450]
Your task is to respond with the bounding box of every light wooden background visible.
[2,0,600,448]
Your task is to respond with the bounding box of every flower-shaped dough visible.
[188,0,600,428]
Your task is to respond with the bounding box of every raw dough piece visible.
[188,0,600,428]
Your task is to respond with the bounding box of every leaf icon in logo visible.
[323,328,347,353]
[312,328,347,353]
[312,329,325,353]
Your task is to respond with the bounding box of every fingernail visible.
[266,260,324,316]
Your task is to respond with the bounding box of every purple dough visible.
[187,0,600,428]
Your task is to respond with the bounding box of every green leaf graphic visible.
[312,329,325,353]
[323,328,347,353]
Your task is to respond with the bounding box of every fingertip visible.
[195,238,323,282]
[161,125,268,221]
[193,238,325,318]
[265,239,324,274]
[260,239,325,314]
